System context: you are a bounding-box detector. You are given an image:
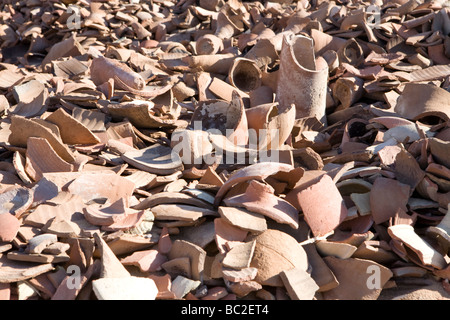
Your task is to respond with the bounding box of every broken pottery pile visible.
[0,0,449,301]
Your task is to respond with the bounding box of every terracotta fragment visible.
[218,206,267,234]
[0,187,33,217]
[45,108,101,145]
[0,213,20,243]
[67,172,135,205]
[168,240,206,281]
[370,177,411,225]
[222,267,258,282]
[394,83,450,122]
[276,34,328,124]
[250,229,308,287]
[121,144,183,175]
[120,249,167,273]
[295,174,348,237]
[8,116,75,163]
[224,180,299,229]
[280,268,319,300]
[322,257,393,300]
[214,217,248,254]
[25,137,74,182]
[222,240,256,270]
[388,224,447,270]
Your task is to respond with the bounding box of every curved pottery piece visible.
[276,34,328,125]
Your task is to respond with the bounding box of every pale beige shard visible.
[218,206,267,234]
[222,240,256,270]
[250,229,309,287]
[169,240,206,281]
[350,192,371,216]
[25,137,75,181]
[8,116,75,163]
[315,241,358,259]
[72,106,106,132]
[124,171,157,189]
[222,267,258,282]
[122,144,183,175]
[388,224,447,270]
[280,268,319,300]
[45,108,101,145]
[152,204,217,222]
[92,277,157,300]
[171,275,201,299]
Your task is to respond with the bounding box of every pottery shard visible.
[394,83,450,122]
[94,233,131,279]
[222,267,258,282]
[296,174,348,237]
[67,173,136,205]
[370,177,411,225]
[214,217,248,254]
[168,240,206,281]
[0,187,33,217]
[214,162,295,206]
[25,137,75,181]
[92,277,158,300]
[222,240,256,270]
[218,206,267,233]
[45,108,101,145]
[121,144,184,175]
[388,224,447,270]
[120,249,168,273]
[280,268,319,300]
[0,254,54,284]
[250,229,308,287]
[0,213,20,242]
[224,180,299,229]
[152,204,218,222]
[322,257,393,300]
[8,115,75,163]
[27,233,58,254]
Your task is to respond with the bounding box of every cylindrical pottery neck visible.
[276,34,329,126]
